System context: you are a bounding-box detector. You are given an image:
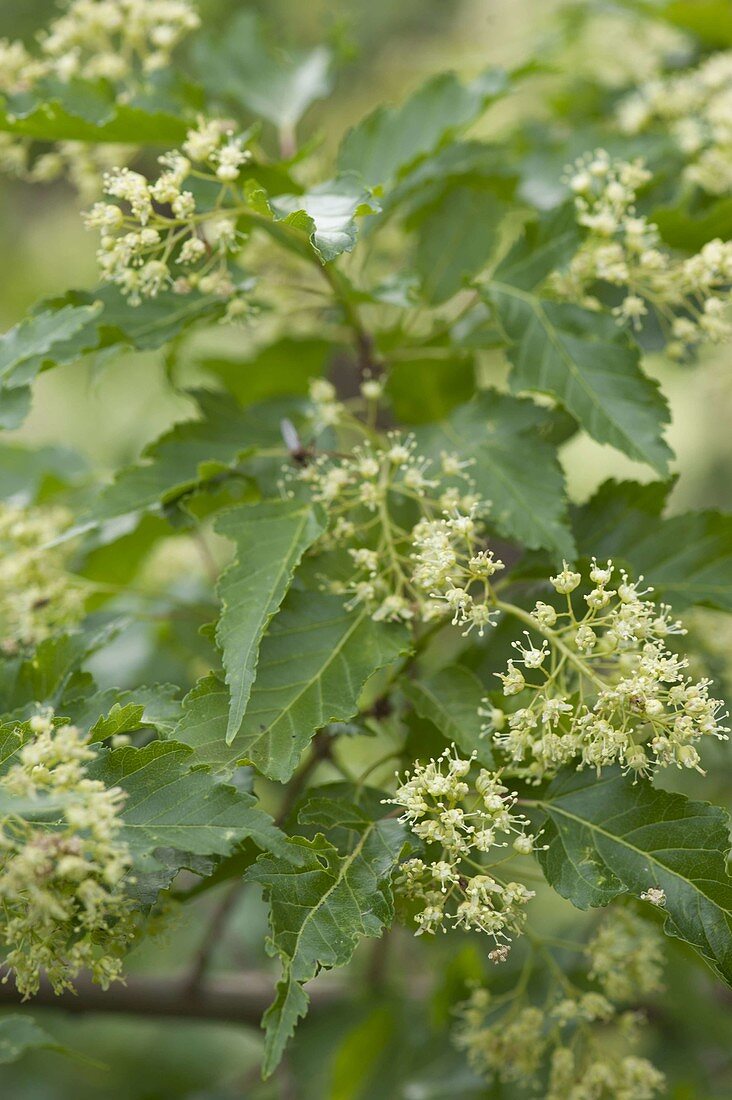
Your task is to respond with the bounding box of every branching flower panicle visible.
[587,909,665,1003]
[85,117,257,309]
[454,917,666,1097]
[552,149,732,357]
[617,51,732,195]
[483,559,729,782]
[0,714,135,997]
[288,395,503,628]
[385,747,538,945]
[0,502,85,651]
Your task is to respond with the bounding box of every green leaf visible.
[0,302,102,429]
[385,353,475,424]
[0,1016,77,1065]
[173,675,234,774]
[654,196,732,252]
[0,77,188,143]
[660,0,732,46]
[193,12,332,132]
[89,702,145,740]
[0,441,88,504]
[215,501,327,744]
[573,480,732,611]
[271,176,380,262]
[0,621,127,718]
[492,202,581,291]
[77,684,181,739]
[415,185,506,303]
[380,139,518,222]
[0,288,226,430]
[338,68,509,187]
[88,739,292,882]
[91,391,287,522]
[197,337,331,407]
[196,591,409,782]
[488,287,673,473]
[247,812,408,1076]
[403,666,494,765]
[418,391,575,559]
[536,767,732,986]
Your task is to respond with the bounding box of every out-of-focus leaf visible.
[385,353,475,424]
[0,1016,78,1065]
[0,442,88,504]
[0,77,188,143]
[193,12,332,132]
[197,337,331,406]
[338,68,509,187]
[90,391,289,522]
[415,185,506,303]
[0,288,226,430]
[491,202,581,290]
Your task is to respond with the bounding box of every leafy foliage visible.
[488,289,673,472]
[1,3,731,1096]
[223,592,410,781]
[574,479,732,610]
[215,501,326,742]
[247,799,408,1077]
[537,768,732,986]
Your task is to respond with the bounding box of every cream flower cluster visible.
[0,1,200,196]
[386,748,537,945]
[0,0,199,90]
[552,150,732,357]
[85,118,254,307]
[586,909,665,1004]
[617,51,732,195]
[295,380,507,631]
[292,393,496,626]
[455,917,666,1099]
[0,502,85,651]
[555,8,687,91]
[0,714,135,998]
[483,560,729,782]
[0,128,133,202]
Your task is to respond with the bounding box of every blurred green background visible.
[0,2,730,1097]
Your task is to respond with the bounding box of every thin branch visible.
[0,969,342,1025]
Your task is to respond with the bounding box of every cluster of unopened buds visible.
[551,150,732,357]
[0,501,85,651]
[289,386,504,628]
[386,747,538,947]
[617,51,732,195]
[454,908,666,1097]
[84,117,256,311]
[482,559,729,782]
[0,713,135,997]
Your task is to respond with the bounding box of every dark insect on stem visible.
[281,418,314,467]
